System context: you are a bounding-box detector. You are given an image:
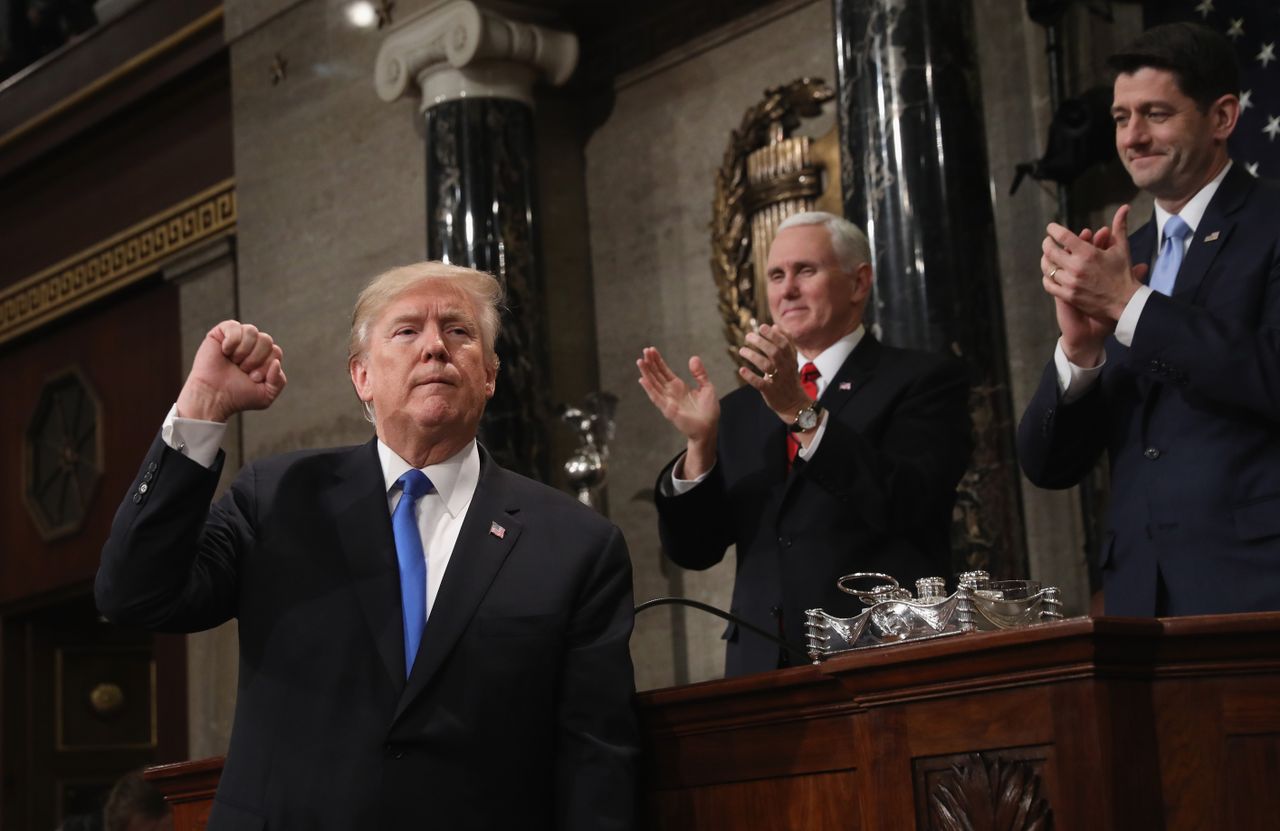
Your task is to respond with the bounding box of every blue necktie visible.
[392,469,432,677]
[1148,215,1191,296]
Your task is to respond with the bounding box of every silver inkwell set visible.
[805,571,1066,661]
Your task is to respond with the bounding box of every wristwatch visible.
[789,401,824,433]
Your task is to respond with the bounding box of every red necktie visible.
[786,362,821,466]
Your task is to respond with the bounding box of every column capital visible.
[375,0,578,110]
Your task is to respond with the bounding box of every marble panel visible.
[534,92,601,494]
[225,0,306,43]
[425,97,549,480]
[586,0,835,689]
[228,0,429,461]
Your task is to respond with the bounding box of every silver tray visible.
[804,571,1065,660]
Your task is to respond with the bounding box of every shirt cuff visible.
[1114,285,1152,348]
[795,411,829,460]
[1054,339,1106,404]
[161,403,226,469]
[669,453,714,496]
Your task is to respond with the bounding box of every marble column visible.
[832,0,1027,579]
[375,1,577,480]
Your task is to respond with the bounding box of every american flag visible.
[1144,1,1280,180]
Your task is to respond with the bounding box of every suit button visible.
[778,536,791,548]
[132,492,143,504]
[1144,447,1160,460]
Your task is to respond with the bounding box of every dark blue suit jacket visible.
[1018,163,1280,616]
[97,436,638,830]
[655,335,972,676]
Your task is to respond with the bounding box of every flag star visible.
[1259,42,1277,68]
[1240,89,1253,110]
[1195,0,1213,18]
[1226,18,1244,39]
[1264,115,1280,141]
[1245,162,1260,177]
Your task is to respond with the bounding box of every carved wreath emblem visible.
[709,77,834,363]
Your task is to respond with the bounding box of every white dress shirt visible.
[1055,162,1232,402]
[376,439,478,618]
[161,405,478,618]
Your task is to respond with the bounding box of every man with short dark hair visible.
[639,212,972,676]
[1019,22,1280,615]
[97,262,638,829]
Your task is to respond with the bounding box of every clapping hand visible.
[637,347,720,478]
[1041,205,1149,367]
[737,324,811,424]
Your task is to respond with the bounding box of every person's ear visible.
[349,356,372,403]
[485,357,499,400]
[852,263,873,304]
[1210,92,1240,141]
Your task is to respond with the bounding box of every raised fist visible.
[176,321,287,422]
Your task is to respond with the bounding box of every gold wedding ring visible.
[1049,267,1059,280]
[763,370,776,382]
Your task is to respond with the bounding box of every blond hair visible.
[348,261,504,366]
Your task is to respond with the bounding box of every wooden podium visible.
[148,613,1280,829]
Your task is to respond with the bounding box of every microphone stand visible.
[634,596,812,662]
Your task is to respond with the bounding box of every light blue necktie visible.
[392,469,432,677]
[1148,215,1191,296]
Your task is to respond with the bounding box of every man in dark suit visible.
[638,212,972,677]
[1020,23,1280,616]
[97,263,638,829]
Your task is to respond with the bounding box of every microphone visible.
[634,596,811,661]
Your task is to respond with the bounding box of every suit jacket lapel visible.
[326,439,405,690]
[1174,164,1250,304]
[817,333,880,417]
[1129,165,1252,417]
[394,449,521,722]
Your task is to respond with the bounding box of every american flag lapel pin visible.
[1203,231,1220,243]
[839,381,853,391]
[489,521,506,539]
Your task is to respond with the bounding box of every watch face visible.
[793,404,820,431]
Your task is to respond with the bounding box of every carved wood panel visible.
[913,746,1053,831]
